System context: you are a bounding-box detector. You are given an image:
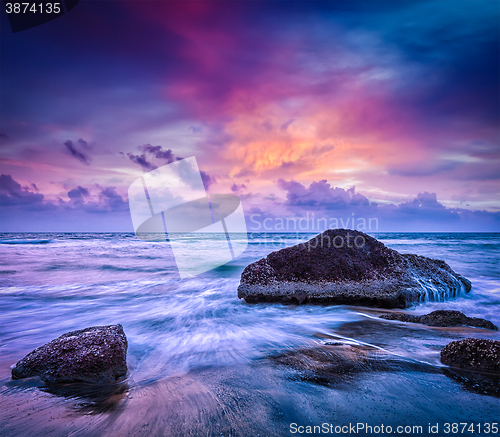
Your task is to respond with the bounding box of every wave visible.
[100,264,169,273]
[0,239,52,245]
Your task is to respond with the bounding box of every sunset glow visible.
[1,1,498,231]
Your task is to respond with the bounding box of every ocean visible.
[0,232,499,436]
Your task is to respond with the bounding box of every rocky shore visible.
[238,229,471,308]
[11,324,128,384]
[380,310,498,330]
[440,338,500,374]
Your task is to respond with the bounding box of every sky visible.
[1,0,499,232]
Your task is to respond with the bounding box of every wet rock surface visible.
[270,343,436,385]
[238,229,471,308]
[270,341,500,397]
[440,338,500,374]
[380,310,497,330]
[443,368,500,398]
[12,325,128,384]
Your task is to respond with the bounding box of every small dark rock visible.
[440,338,500,374]
[12,324,128,384]
[380,313,421,324]
[380,310,497,330]
[238,229,471,308]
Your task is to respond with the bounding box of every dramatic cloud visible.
[127,144,215,190]
[67,186,90,199]
[277,179,370,210]
[231,183,246,192]
[1,173,499,232]
[379,192,460,225]
[0,1,498,231]
[245,179,500,232]
[140,144,176,161]
[127,144,177,171]
[0,179,131,231]
[128,153,156,171]
[0,174,44,206]
[65,185,128,214]
[127,153,156,171]
[1,175,127,214]
[98,186,128,211]
[64,140,92,165]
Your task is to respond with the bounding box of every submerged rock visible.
[12,325,128,384]
[443,368,500,398]
[238,229,471,308]
[270,343,435,385]
[380,310,497,330]
[440,338,500,374]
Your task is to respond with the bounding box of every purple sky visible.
[1,0,499,232]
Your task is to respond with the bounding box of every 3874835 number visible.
[5,3,61,14]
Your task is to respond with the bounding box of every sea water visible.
[0,232,499,436]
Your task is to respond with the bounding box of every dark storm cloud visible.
[64,140,92,165]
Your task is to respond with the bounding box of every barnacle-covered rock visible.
[238,229,471,308]
[380,310,497,330]
[441,338,500,374]
[12,325,128,384]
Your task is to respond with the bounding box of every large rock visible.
[12,324,128,384]
[238,229,471,308]
[380,310,497,330]
[440,338,500,374]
